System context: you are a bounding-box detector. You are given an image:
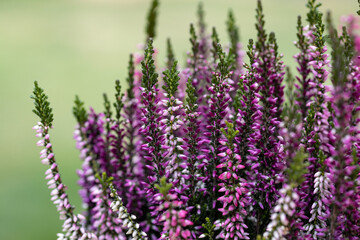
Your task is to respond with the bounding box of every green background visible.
[0,0,356,239]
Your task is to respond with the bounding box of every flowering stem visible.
[32,82,96,239]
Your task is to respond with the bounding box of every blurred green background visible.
[0,0,356,239]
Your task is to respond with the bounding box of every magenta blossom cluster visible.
[32,0,360,239]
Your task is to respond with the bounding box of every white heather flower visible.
[109,185,147,240]
[264,184,298,239]
[304,171,331,239]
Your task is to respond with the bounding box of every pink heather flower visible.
[157,193,193,240]
[294,20,317,120]
[216,128,249,240]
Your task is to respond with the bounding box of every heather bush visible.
[31,0,360,239]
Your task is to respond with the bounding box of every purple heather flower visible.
[294,10,332,232]
[244,38,285,235]
[161,62,186,183]
[138,40,168,235]
[91,185,125,239]
[327,83,360,238]
[182,78,205,198]
[203,70,232,204]
[242,6,286,232]
[293,19,317,120]
[74,126,97,229]
[31,3,360,240]
[185,23,212,126]
[121,97,147,219]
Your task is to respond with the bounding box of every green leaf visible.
[246,38,255,64]
[73,95,87,127]
[113,80,124,122]
[185,77,198,112]
[126,54,135,100]
[162,61,180,97]
[141,38,159,90]
[201,217,215,240]
[97,172,114,189]
[286,147,308,186]
[326,12,353,86]
[197,2,206,35]
[155,176,173,196]
[166,38,176,70]
[103,93,112,120]
[226,10,240,59]
[212,42,234,82]
[145,0,159,40]
[189,23,199,62]
[31,81,54,128]
[220,121,239,143]
[306,0,322,26]
[268,32,279,59]
[255,0,267,51]
[211,27,220,62]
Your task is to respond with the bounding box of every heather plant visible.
[31,0,360,239]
